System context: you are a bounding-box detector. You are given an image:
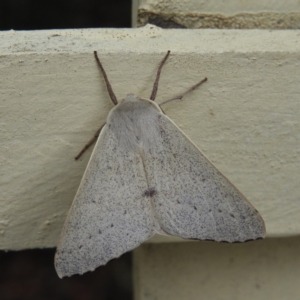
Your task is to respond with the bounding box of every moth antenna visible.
[150,51,171,101]
[160,77,208,106]
[94,51,118,106]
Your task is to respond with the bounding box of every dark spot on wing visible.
[143,188,157,197]
[218,209,222,213]
[230,213,235,218]
[111,224,114,228]
[79,245,83,249]
[193,206,197,210]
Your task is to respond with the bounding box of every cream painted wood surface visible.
[134,0,300,28]
[134,237,300,300]
[1,26,300,250]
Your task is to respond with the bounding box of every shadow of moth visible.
[55,51,266,278]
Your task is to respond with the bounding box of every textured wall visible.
[1,26,300,250]
[136,0,300,28]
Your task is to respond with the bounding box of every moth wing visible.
[55,125,156,278]
[145,113,266,242]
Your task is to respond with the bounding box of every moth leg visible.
[75,123,105,160]
[150,51,171,101]
[160,77,208,107]
[94,51,118,106]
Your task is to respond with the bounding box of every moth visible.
[55,51,266,278]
